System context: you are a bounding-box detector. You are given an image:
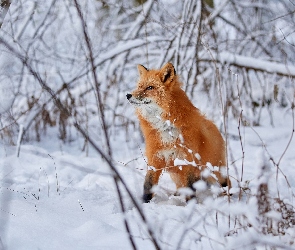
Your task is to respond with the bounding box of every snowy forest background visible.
[0,0,295,249]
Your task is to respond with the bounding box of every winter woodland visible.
[0,0,295,249]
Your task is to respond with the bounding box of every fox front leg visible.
[143,169,162,203]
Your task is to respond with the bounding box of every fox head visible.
[126,63,179,111]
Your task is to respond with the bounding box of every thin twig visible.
[73,0,111,157]
[0,35,161,250]
[72,2,137,248]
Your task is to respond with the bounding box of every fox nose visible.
[126,93,132,100]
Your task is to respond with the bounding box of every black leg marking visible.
[143,193,153,203]
[187,175,200,191]
[143,173,154,203]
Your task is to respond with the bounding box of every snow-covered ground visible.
[0,107,295,250]
[0,0,295,249]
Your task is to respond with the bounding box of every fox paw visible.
[143,193,153,203]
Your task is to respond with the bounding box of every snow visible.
[202,51,295,77]
[0,51,17,114]
[0,0,295,249]
[1,108,294,249]
[194,153,201,161]
[174,158,197,167]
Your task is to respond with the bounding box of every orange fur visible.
[127,63,231,202]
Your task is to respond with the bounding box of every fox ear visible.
[160,63,176,84]
[137,64,148,76]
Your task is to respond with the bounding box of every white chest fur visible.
[137,103,180,144]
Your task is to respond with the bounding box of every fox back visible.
[127,63,230,202]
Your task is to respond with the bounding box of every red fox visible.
[127,63,231,203]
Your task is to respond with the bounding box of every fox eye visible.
[146,86,154,90]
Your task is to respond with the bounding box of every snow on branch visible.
[202,51,295,78]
